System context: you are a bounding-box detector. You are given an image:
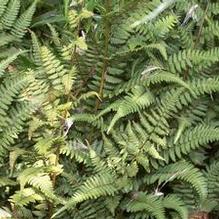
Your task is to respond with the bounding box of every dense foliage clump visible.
[0,0,219,218]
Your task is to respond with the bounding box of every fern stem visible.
[11,204,19,219]
[47,202,54,219]
[194,1,209,48]
[184,2,209,79]
[95,0,112,111]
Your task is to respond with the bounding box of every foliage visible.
[0,0,218,219]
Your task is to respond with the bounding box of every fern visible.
[98,86,155,133]
[162,195,188,219]
[206,162,219,205]
[53,172,118,217]
[11,0,37,39]
[124,192,165,219]
[9,188,43,207]
[164,125,219,162]
[1,0,20,30]
[145,161,207,201]
[0,0,219,218]
[0,50,25,76]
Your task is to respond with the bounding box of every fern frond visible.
[162,195,188,219]
[99,86,154,133]
[40,46,67,91]
[53,172,118,217]
[1,0,20,30]
[18,166,59,201]
[34,138,55,155]
[167,48,219,73]
[0,50,26,76]
[131,0,177,28]
[0,102,33,159]
[203,21,219,39]
[9,188,43,207]
[60,141,90,164]
[112,71,191,97]
[208,3,219,15]
[0,75,31,128]
[0,176,16,187]
[125,192,165,219]
[0,0,9,18]
[89,149,111,173]
[31,31,42,66]
[28,174,55,199]
[0,33,15,47]
[206,161,219,202]
[11,0,37,39]
[146,161,207,201]
[153,14,178,38]
[166,125,219,162]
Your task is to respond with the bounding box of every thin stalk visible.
[95,0,112,111]
[194,1,209,48]
[12,205,19,219]
[184,1,209,79]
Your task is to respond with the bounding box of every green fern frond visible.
[0,102,33,159]
[47,23,61,47]
[62,66,76,94]
[72,172,117,202]
[0,33,15,47]
[34,138,55,155]
[178,28,194,49]
[68,9,78,30]
[89,149,111,173]
[131,0,177,28]
[0,75,31,126]
[167,48,219,73]
[146,161,207,201]
[17,166,60,201]
[166,125,219,162]
[1,0,20,30]
[11,0,37,39]
[0,176,16,187]
[40,46,67,90]
[162,195,188,219]
[203,21,219,39]
[125,192,165,219]
[208,2,219,15]
[99,86,154,133]
[31,31,42,66]
[0,50,26,76]
[0,1,218,218]
[206,161,219,202]
[53,172,118,217]
[111,71,191,97]
[9,188,43,207]
[18,167,44,190]
[0,0,9,18]
[60,141,90,164]
[153,14,178,38]
[28,174,55,199]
